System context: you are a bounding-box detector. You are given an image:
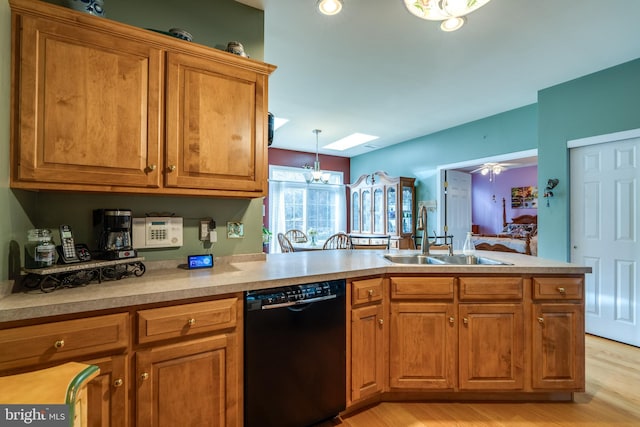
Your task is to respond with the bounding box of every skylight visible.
[323,133,379,151]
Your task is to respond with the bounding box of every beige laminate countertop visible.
[0,250,591,323]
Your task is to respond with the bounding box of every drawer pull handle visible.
[168,165,177,172]
[538,317,545,324]
[368,289,374,297]
[54,340,65,349]
[463,318,468,325]
[449,316,455,324]
[113,378,124,388]
[147,164,156,172]
[187,318,196,326]
[378,319,384,326]
[140,372,149,381]
[557,287,566,294]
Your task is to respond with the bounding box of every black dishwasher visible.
[244,279,346,427]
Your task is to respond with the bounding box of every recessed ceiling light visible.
[323,133,379,151]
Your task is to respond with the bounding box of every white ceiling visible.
[246,1,640,159]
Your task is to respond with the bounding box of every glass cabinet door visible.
[351,191,360,233]
[373,187,384,234]
[362,189,371,233]
[386,186,397,235]
[401,184,413,234]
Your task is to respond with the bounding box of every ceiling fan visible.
[470,162,516,181]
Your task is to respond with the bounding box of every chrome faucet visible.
[419,205,430,255]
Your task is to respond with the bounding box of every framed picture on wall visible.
[511,186,538,209]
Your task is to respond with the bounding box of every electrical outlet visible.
[200,220,210,241]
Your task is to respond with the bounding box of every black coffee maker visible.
[93,209,136,259]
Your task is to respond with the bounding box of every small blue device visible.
[187,254,213,269]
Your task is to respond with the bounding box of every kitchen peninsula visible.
[0,250,590,426]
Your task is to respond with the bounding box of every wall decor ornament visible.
[65,0,106,17]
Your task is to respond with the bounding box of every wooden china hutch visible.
[349,171,416,249]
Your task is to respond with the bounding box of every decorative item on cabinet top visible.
[65,0,105,17]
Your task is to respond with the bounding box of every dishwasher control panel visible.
[245,280,345,311]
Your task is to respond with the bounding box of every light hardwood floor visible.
[340,334,640,426]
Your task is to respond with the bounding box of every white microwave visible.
[132,217,183,249]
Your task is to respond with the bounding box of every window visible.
[269,165,346,252]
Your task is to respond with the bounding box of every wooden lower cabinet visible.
[136,333,239,427]
[351,303,385,401]
[458,303,524,390]
[389,302,456,389]
[84,355,129,427]
[349,278,386,405]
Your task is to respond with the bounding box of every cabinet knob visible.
[463,318,468,325]
[113,378,124,388]
[54,340,65,349]
[140,372,149,381]
[557,287,566,294]
[368,289,374,297]
[168,165,177,172]
[187,318,196,326]
[538,317,545,324]
[147,164,157,172]
[378,319,384,326]
[449,316,455,324]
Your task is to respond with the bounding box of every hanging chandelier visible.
[304,129,331,184]
[403,0,492,32]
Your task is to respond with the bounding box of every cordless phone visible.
[58,225,80,263]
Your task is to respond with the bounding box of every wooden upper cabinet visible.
[12,12,163,190]
[10,0,275,198]
[165,52,267,193]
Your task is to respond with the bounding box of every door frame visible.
[436,149,538,237]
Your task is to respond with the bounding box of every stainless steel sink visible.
[384,254,512,265]
[382,254,443,264]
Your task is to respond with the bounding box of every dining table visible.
[291,240,325,251]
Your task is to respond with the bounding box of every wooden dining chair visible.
[277,233,295,253]
[323,233,352,250]
[285,229,308,243]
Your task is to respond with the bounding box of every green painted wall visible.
[538,58,640,260]
[351,104,538,210]
[352,58,640,262]
[0,0,264,280]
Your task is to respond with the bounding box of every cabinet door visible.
[13,14,162,189]
[351,304,385,402]
[386,186,397,236]
[165,52,268,194]
[389,302,456,390]
[136,333,240,427]
[373,186,385,234]
[85,355,129,427]
[351,190,361,233]
[458,304,524,390]
[400,181,415,235]
[532,303,585,390]
[361,189,372,233]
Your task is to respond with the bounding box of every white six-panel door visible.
[570,135,639,346]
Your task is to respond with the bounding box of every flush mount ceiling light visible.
[303,129,331,184]
[403,0,491,31]
[317,0,343,16]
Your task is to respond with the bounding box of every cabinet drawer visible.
[137,298,238,344]
[352,278,384,305]
[351,238,369,245]
[0,313,129,371]
[533,277,583,300]
[391,277,454,300]
[459,277,523,301]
